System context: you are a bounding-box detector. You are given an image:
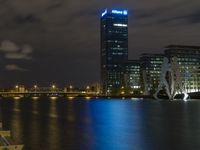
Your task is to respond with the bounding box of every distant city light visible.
[112,10,128,15]
[113,23,127,27]
[101,9,107,17]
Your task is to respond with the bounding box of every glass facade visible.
[165,45,200,93]
[124,60,141,94]
[140,54,164,94]
[100,9,128,95]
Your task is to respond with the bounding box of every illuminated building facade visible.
[100,9,128,95]
[124,60,141,94]
[140,53,164,94]
[164,45,200,93]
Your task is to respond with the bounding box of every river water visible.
[0,97,200,150]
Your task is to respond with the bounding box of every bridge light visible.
[86,86,90,90]
[15,85,19,89]
[34,85,38,89]
[52,85,56,89]
[69,85,73,89]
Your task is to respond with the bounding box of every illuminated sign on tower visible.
[101,9,128,17]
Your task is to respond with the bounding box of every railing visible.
[0,91,99,97]
[0,91,97,94]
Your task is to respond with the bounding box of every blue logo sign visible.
[112,10,128,15]
[101,9,107,17]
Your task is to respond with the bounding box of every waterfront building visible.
[140,53,164,94]
[124,60,141,94]
[100,9,128,95]
[164,45,200,93]
[13,85,26,93]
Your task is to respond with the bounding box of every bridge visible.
[0,91,99,98]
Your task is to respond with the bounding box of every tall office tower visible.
[164,45,200,93]
[100,9,128,95]
[140,53,164,94]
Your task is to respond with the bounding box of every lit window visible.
[113,24,127,27]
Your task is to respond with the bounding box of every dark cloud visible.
[5,64,27,71]
[0,40,19,52]
[15,14,41,24]
[0,40,33,60]
[0,0,200,87]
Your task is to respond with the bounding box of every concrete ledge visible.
[0,145,24,150]
[0,131,11,137]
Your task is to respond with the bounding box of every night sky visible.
[0,0,200,87]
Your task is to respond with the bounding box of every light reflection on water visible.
[0,98,200,150]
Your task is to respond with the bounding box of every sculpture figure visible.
[142,70,150,95]
[171,57,188,100]
[153,56,189,100]
[153,57,172,100]
[171,57,181,99]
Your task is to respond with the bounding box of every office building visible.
[124,60,141,94]
[164,45,200,93]
[100,9,128,95]
[140,53,164,94]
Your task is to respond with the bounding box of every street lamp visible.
[52,85,56,89]
[86,86,90,90]
[34,85,38,89]
[15,85,19,93]
[86,86,90,93]
[69,85,73,92]
[121,86,125,95]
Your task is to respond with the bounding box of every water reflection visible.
[32,99,39,115]
[46,98,60,150]
[48,98,58,118]
[0,98,200,150]
[67,96,75,100]
[10,99,23,143]
[32,97,39,100]
[85,97,92,100]
[49,97,58,100]
[29,100,40,150]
